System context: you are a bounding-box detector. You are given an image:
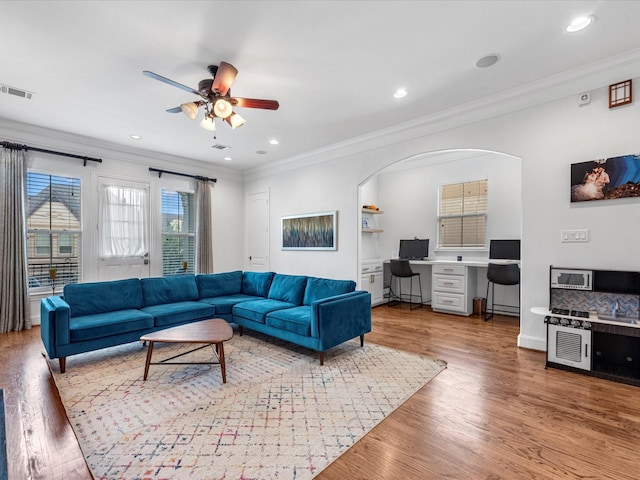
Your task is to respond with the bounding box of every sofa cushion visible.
[233,299,296,324]
[303,277,356,305]
[141,275,199,307]
[196,271,243,298]
[266,306,312,336]
[140,301,215,327]
[64,278,143,318]
[69,309,154,342]
[268,274,308,305]
[242,271,275,297]
[198,294,261,314]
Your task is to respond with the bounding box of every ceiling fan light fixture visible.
[180,102,199,119]
[213,98,233,119]
[225,112,246,129]
[200,114,216,131]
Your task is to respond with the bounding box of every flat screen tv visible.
[489,239,521,260]
[399,239,429,260]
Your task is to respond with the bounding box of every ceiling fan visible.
[143,62,279,133]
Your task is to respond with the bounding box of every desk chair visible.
[388,259,423,310]
[484,263,520,321]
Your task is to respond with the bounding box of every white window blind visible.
[161,190,195,276]
[438,179,487,248]
[99,184,148,258]
[26,172,82,289]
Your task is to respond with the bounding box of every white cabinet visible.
[431,263,476,316]
[361,261,384,306]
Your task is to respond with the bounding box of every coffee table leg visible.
[143,341,154,380]
[218,342,226,383]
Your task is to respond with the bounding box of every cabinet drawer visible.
[433,264,466,275]
[433,274,465,293]
[432,292,466,312]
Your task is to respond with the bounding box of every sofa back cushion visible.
[64,278,143,318]
[141,274,199,307]
[268,274,308,305]
[196,270,243,298]
[303,277,356,305]
[242,271,275,297]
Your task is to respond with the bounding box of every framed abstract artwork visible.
[281,211,337,250]
[570,154,640,202]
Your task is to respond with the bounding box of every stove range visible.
[550,307,589,318]
[546,307,591,329]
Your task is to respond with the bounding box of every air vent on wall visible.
[1,84,33,99]
[211,143,231,150]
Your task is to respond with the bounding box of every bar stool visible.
[388,259,423,310]
[484,263,520,321]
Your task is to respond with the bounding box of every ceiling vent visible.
[1,84,33,99]
[211,143,231,150]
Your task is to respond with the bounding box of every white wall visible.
[1,119,246,325]
[245,75,640,352]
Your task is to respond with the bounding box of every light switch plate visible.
[561,229,590,243]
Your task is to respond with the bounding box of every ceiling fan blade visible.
[143,71,200,96]
[166,106,182,113]
[211,62,238,96]
[230,97,280,110]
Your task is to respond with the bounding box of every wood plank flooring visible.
[2,306,640,479]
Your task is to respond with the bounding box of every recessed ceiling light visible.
[256,150,267,155]
[474,54,500,69]
[566,16,594,32]
[393,88,407,99]
[129,134,142,140]
[269,139,279,145]
[223,156,232,161]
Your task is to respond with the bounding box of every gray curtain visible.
[194,179,214,274]
[0,145,31,332]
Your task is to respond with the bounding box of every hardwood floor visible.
[3,306,640,479]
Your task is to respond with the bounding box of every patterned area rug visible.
[46,332,446,480]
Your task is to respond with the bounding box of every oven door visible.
[547,324,591,371]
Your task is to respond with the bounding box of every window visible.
[161,190,195,276]
[99,184,148,258]
[27,173,82,289]
[438,179,487,248]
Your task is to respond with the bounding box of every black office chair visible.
[484,263,520,321]
[388,259,423,310]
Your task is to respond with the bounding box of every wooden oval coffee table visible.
[140,318,233,383]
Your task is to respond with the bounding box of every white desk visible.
[384,259,519,316]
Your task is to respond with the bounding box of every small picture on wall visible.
[571,154,640,202]
[282,211,337,250]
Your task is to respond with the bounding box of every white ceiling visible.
[2,1,640,172]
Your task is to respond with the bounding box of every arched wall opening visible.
[357,148,522,317]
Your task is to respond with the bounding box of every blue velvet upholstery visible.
[266,306,312,336]
[233,299,297,323]
[141,275,199,306]
[64,278,143,317]
[242,271,274,297]
[303,277,356,305]
[196,271,243,298]
[69,309,154,342]
[268,274,308,305]
[40,270,372,372]
[140,301,215,327]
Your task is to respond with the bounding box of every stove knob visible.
[582,321,591,329]
[571,320,581,327]
[560,318,569,326]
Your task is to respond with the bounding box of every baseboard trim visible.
[517,333,545,351]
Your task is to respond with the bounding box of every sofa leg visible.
[238,326,243,336]
[59,357,66,373]
[319,352,324,365]
[360,334,364,347]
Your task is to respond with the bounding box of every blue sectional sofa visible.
[41,271,372,372]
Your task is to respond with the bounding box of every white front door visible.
[247,190,269,271]
[97,177,151,281]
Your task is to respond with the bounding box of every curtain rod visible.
[1,141,102,166]
[149,167,217,183]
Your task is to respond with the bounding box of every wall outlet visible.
[578,92,591,106]
[561,229,590,243]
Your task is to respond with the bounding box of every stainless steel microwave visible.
[550,268,593,290]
